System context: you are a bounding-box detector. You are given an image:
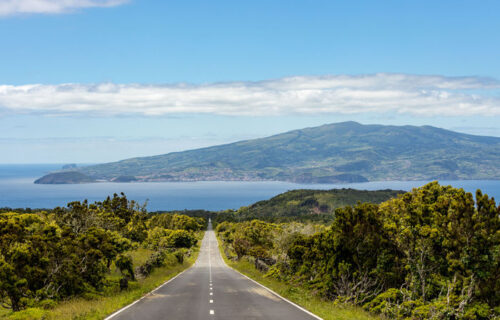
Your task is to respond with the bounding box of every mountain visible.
[35,121,500,184]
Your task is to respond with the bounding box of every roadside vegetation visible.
[216,182,500,319]
[214,188,404,224]
[217,235,376,320]
[0,194,205,319]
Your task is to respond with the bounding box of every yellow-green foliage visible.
[145,227,197,250]
[0,246,200,320]
[217,182,500,319]
[217,237,377,320]
[147,213,204,231]
[0,193,205,316]
[213,188,404,224]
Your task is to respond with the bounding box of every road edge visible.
[103,264,194,320]
[103,231,207,320]
[215,234,323,320]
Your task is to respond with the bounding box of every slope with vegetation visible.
[34,171,96,184]
[216,182,500,319]
[35,122,500,184]
[0,194,205,319]
[215,188,404,223]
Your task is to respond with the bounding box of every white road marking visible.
[215,231,323,320]
[107,228,321,320]
[208,236,212,282]
[104,250,197,319]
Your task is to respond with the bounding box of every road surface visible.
[107,221,320,320]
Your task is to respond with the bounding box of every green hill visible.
[36,121,500,184]
[232,188,405,221]
[34,171,95,184]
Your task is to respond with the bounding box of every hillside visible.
[36,121,500,184]
[227,188,405,222]
[34,171,95,184]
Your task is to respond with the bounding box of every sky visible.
[0,0,499,163]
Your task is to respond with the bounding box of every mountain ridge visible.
[35,121,500,184]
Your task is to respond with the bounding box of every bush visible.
[38,299,56,310]
[136,250,169,278]
[115,254,135,280]
[119,277,128,291]
[160,230,197,249]
[0,195,203,313]
[175,251,184,264]
[217,182,500,319]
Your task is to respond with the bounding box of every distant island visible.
[34,171,96,184]
[61,163,78,170]
[35,121,500,184]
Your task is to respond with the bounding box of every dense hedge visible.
[217,182,500,319]
[0,194,204,312]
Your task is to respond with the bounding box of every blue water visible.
[0,164,498,211]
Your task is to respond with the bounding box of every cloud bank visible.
[0,74,499,117]
[0,0,128,16]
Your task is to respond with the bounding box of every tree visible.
[0,256,28,311]
[161,230,196,249]
[115,254,135,281]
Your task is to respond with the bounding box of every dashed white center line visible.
[208,232,215,316]
[208,237,212,282]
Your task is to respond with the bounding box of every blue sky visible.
[0,0,499,163]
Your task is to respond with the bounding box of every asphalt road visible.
[107,221,320,320]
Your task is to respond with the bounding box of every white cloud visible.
[0,0,128,16]
[0,74,499,117]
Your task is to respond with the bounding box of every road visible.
[107,221,320,320]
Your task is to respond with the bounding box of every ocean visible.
[0,164,499,211]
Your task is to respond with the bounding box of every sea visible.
[0,164,499,211]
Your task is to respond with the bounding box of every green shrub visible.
[217,182,500,319]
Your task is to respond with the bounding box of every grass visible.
[216,236,378,320]
[0,242,201,320]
